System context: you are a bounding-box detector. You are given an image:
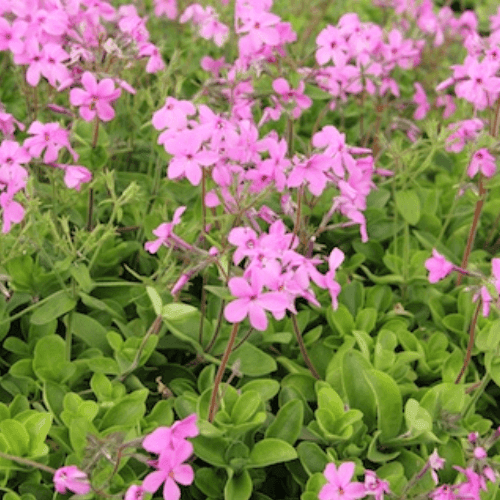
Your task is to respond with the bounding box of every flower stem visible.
[208,322,239,422]
[455,300,481,384]
[456,175,485,286]
[291,315,320,380]
[0,451,56,474]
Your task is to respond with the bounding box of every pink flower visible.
[413,83,431,120]
[142,440,195,500]
[272,78,312,119]
[145,206,187,254]
[472,286,492,317]
[125,485,144,500]
[430,484,456,500]
[429,450,445,484]
[0,192,25,233]
[53,466,91,495]
[492,258,500,294]
[425,249,455,283]
[364,470,390,500]
[467,149,496,178]
[70,72,121,122]
[154,0,178,19]
[62,165,92,191]
[319,462,366,500]
[142,414,199,457]
[224,272,288,331]
[24,121,78,163]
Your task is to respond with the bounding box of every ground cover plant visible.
[2,0,500,499]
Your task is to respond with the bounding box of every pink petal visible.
[224,299,249,323]
[96,101,115,121]
[142,470,167,493]
[70,88,88,106]
[163,477,181,500]
[143,427,172,453]
[228,277,253,298]
[81,71,97,93]
[173,464,194,485]
[247,302,268,331]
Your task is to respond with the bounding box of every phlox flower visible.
[0,192,24,234]
[429,450,445,484]
[413,83,431,120]
[125,484,144,500]
[53,465,91,495]
[272,78,312,119]
[152,97,196,131]
[224,272,288,331]
[319,462,366,500]
[364,470,390,500]
[24,122,78,163]
[429,485,456,500]
[142,439,195,500]
[145,206,186,254]
[0,18,26,54]
[138,43,165,73]
[467,149,496,178]
[324,248,344,310]
[472,285,493,317]
[425,249,455,283]
[0,140,31,170]
[445,119,483,153]
[287,153,331,196]
[60,165,92,191]
[142,414,199,457]
[70,72,121,122]
[165,130,217,186]
[492,258,500,295]
[154,0,178,19]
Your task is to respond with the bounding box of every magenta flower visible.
[61,165,92,191]
[24,121,78,163]
[413,83,431,120]
[142,414,199,457]
[0,192,25,234]
[472,285,493,317]
[69,72,121,122]
[425,249,455,283]
[467,149,496,178]
[364,470,390,500]
[142,439,195,500]
[145,206,187,254]
[53,465,91,495]
[272,78,312,119]
[125,484,145,500]
[319,462,366,500]
[224,272,288,331]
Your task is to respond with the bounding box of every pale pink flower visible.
[125,484,144,500]
[62,165,92,191]
[413,83,430,120]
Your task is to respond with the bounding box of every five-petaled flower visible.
[70,72,121,122]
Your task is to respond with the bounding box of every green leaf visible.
[247,438,297,468]
[364,369,402,442]
[231,391,261,425]
[395,189,420,225]
[30,293,77,325]
[228,342,277,377]
[69,313,112,354]
[24,413,52,457]
[99,389,148,431]
[297,442,329,475]
[33,335,75,383]
[342,350,377,429]
[195,468,226,498]
[192,435,228,467]
[224,470,252,500]
[326,304,354,337]
[241,379,279,401]
[265,399,303,445]
[146,286,163,315]
[404,399,433,435]
[70,264,94,293]
[0,419,30,455]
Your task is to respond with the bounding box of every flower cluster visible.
[125,414,199,500]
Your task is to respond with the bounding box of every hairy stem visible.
[291,315,320,380]
[455,300,481,384]
[208,322,239,422]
